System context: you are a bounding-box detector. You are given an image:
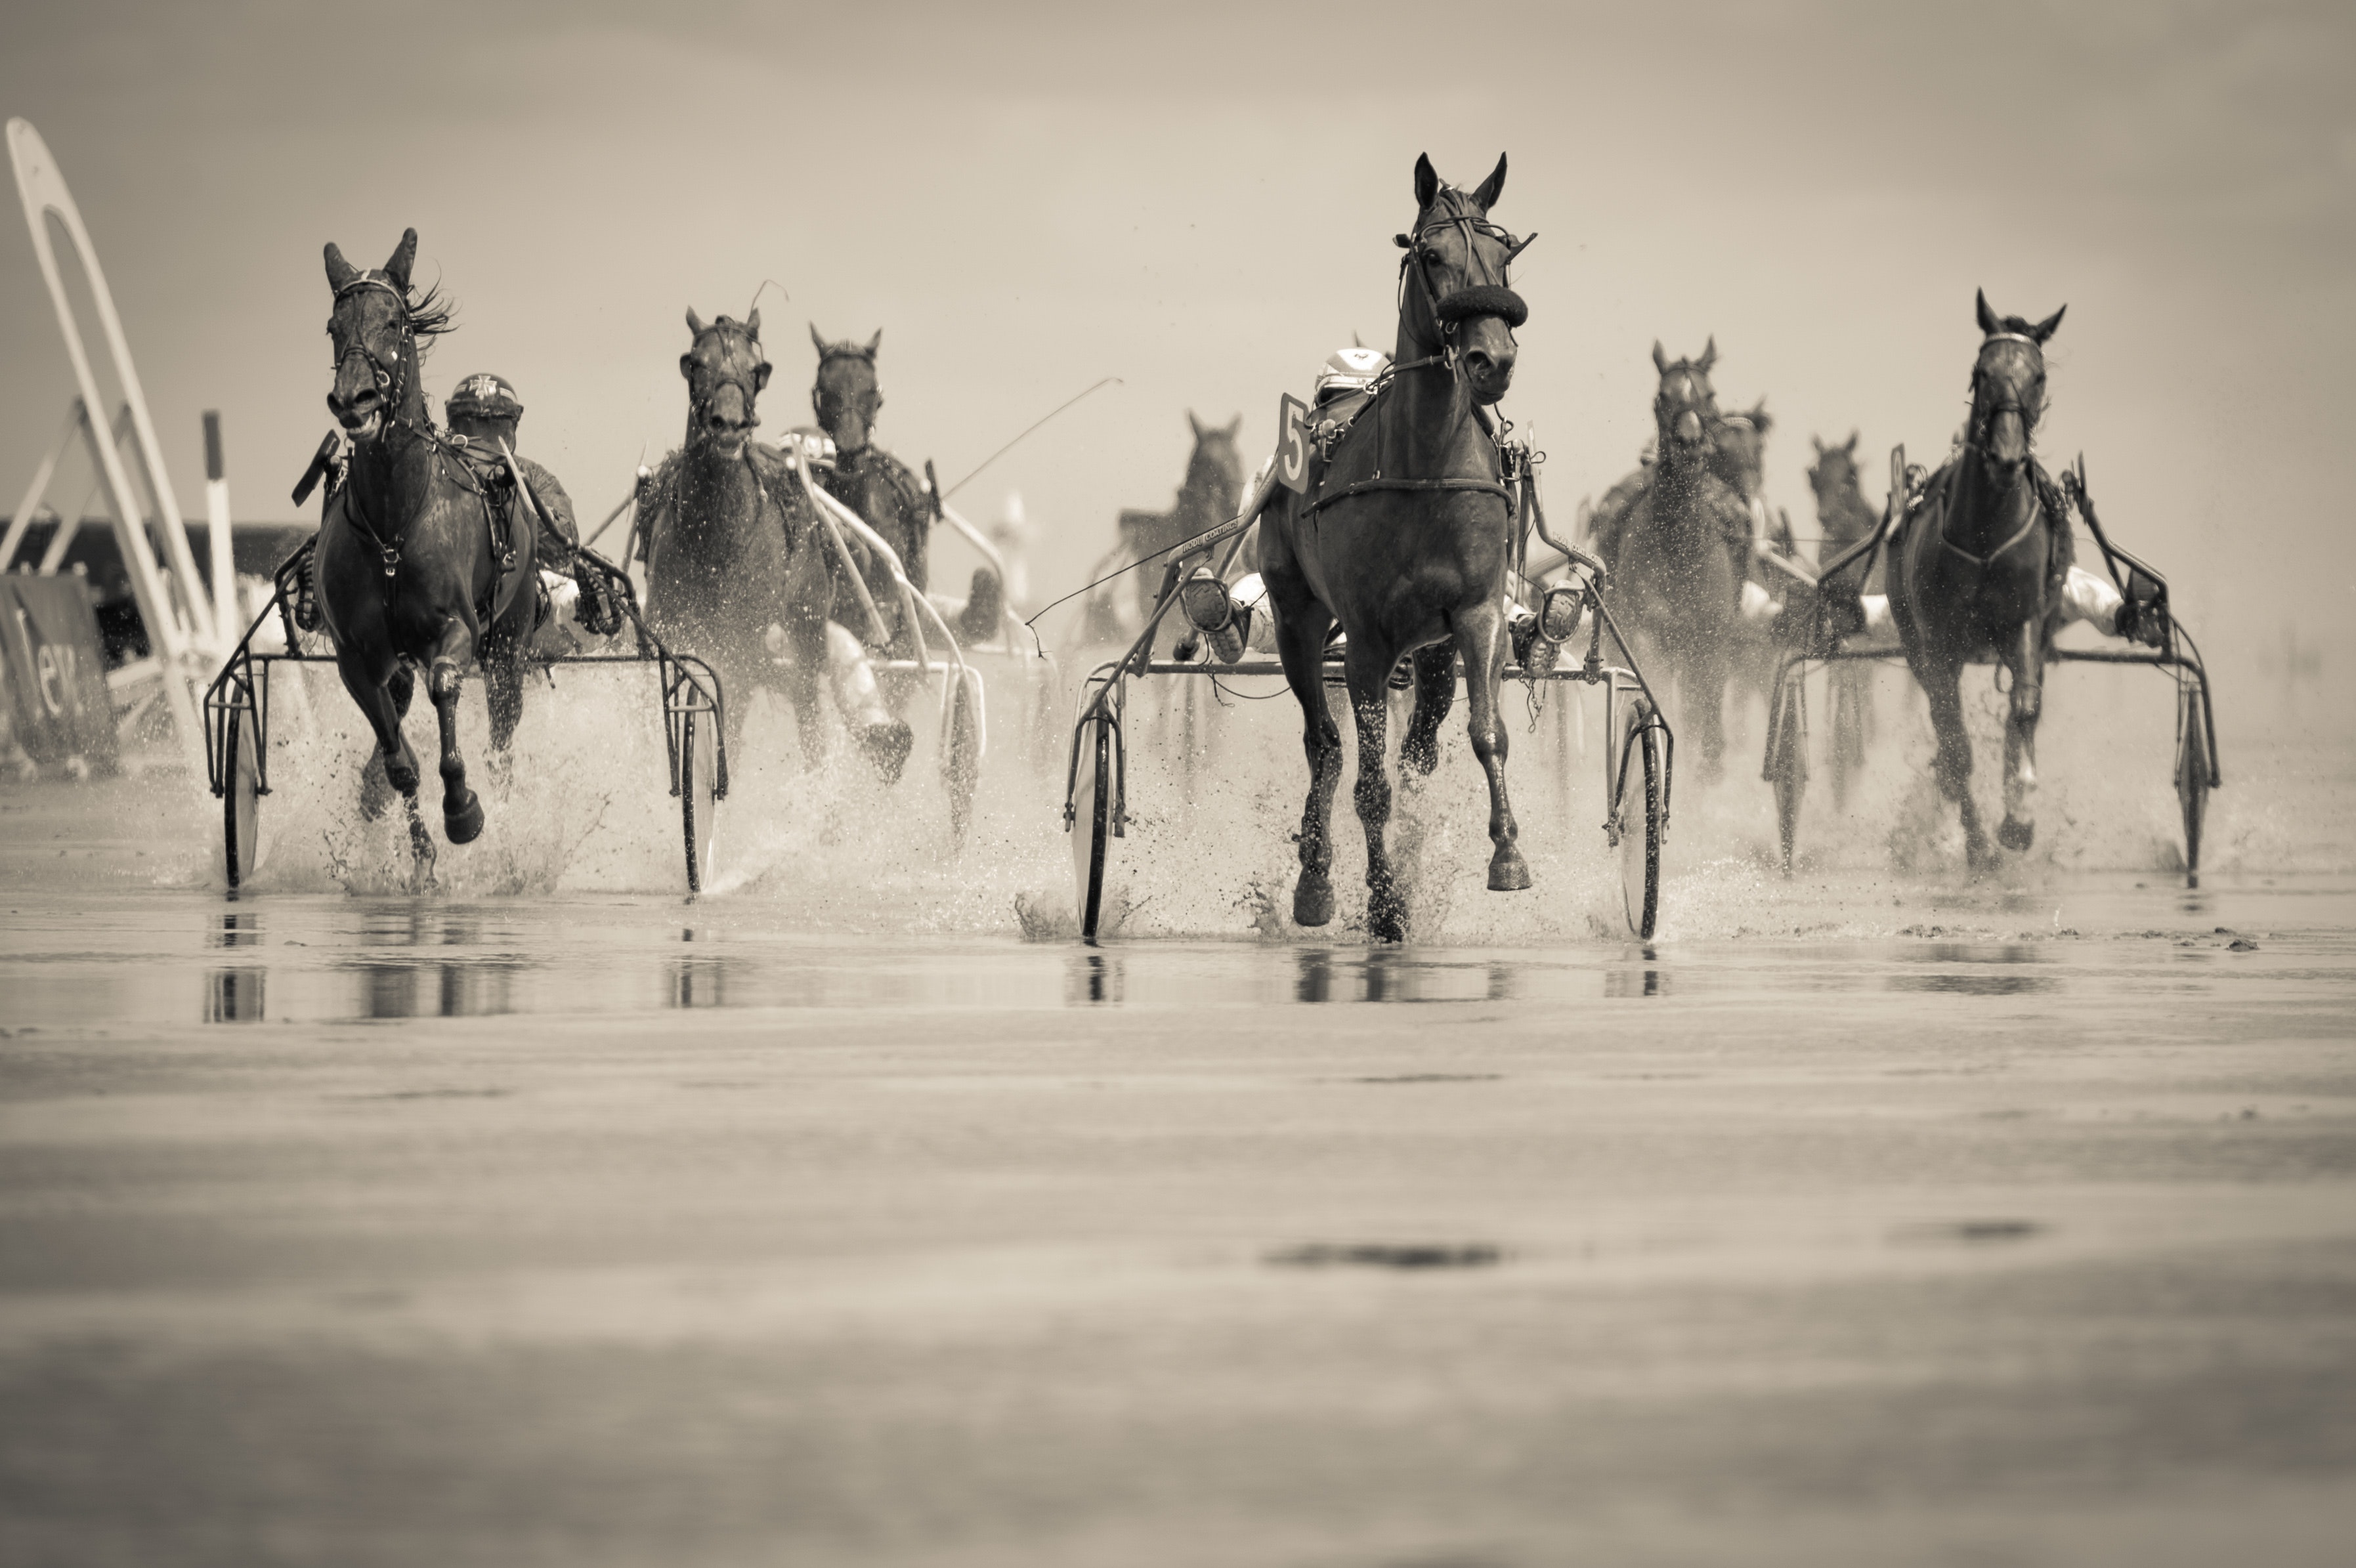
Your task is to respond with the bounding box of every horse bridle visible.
[1966,332,2045,456]
[687,322,769,436]
[1392,188,1533,379]
[812,344,881,446]
[328,275,418,434]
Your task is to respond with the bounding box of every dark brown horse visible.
[316,228,536,852]
[1119,412,1243,627]
[1612,341,1751,777]
[1888,291,2070,870]
[639,309,833,765]
[1807,431,1881,586]
[810,327,931,592]
[1258,152,1532,943]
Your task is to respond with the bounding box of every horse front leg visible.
[1343,640,1407,942]
[1455,601,1530,893]
[426,620,487,845]
[1916,654,1992,872]
[779,613,830,771]
[1686,612,1730,784]
[1998,620,2044,853]
[1400,643,1457,778]
[1272,591,1341,927]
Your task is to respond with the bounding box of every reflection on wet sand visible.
[1604,944,1670,999]
[1888,943,2060,997]
[1293,950,1524,1006]
[673,929,728,1009]
[204,966,265,1023]
[1067,952,1123,1006]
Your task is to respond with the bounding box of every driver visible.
[444,373,619,635]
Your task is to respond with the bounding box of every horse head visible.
[1967,289,2064,478]
[1715,398,1771,497]
[1807,430,1862,506]
[680,307,771,459]
[1648,338,1721,457]
[323,228,449,442]
[1400,153,1531,405]
[1181,410,1244,520]
[811,326,884,455]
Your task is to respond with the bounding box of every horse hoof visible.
[1294,872,1335,928]
[1488,846,1533,892]
[444,793,486,845]
[1367,889,1409,944]
[1998,816,2034,852]
[863,721,914,786]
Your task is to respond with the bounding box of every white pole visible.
[203,412,235,648]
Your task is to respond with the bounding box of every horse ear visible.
[1652,341,1669,375]
[1470,152,1507,209]
[809,322,828,355]
[1811,434,1824,455]
[745,308,761,339]
[1697,337,1716,373]
[1413,152,1439,209]
[687,307,707,337]
[324,242,358,292]
[866,329,882,358]
[1187,410,1203,441]
[1975,288,2002,336]
[1845,429,1859,452]
[383,228,416,289]
[2031,305,2065,343]
[1224,414,1242,439]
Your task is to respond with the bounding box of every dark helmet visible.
[446,372,523,422]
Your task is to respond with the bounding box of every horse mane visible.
[396,279,458,343]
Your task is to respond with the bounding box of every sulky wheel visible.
[2175,679,2212,890]
[679,705,719,898]
[1765,670,1809,878]
[221,702,263,892]
[1070,711,1115,945]
[1618,696,1665,940]
[946,675,982,848]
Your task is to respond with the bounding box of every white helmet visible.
[1315,345,1390,404]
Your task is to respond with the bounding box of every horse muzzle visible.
[328,391,382,440]
[1673,410,1703,445]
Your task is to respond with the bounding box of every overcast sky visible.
[3,0,2349,673]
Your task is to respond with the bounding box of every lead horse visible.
[1258,152,1534,943]
[1888,291,2071,870]
[317,228,536,855]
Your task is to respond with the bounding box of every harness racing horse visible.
[1808,429,1883,793]
[1888,291,2071,872]
[1120,413,1243,628]
[639,309,835,767]
[317,228,538,855]
[1808,431,1881,585]
[1259,152,1534,943]
[1612,341,1752,778]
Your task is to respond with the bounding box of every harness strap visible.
[1302,476,1514,519]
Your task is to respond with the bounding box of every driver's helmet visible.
[1314,346,1390,405]
[446,373,523,423]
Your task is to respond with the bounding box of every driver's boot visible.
[825,621,913,784]
[1178,568,1248,664]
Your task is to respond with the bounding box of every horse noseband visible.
[1435,284,1528,328]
